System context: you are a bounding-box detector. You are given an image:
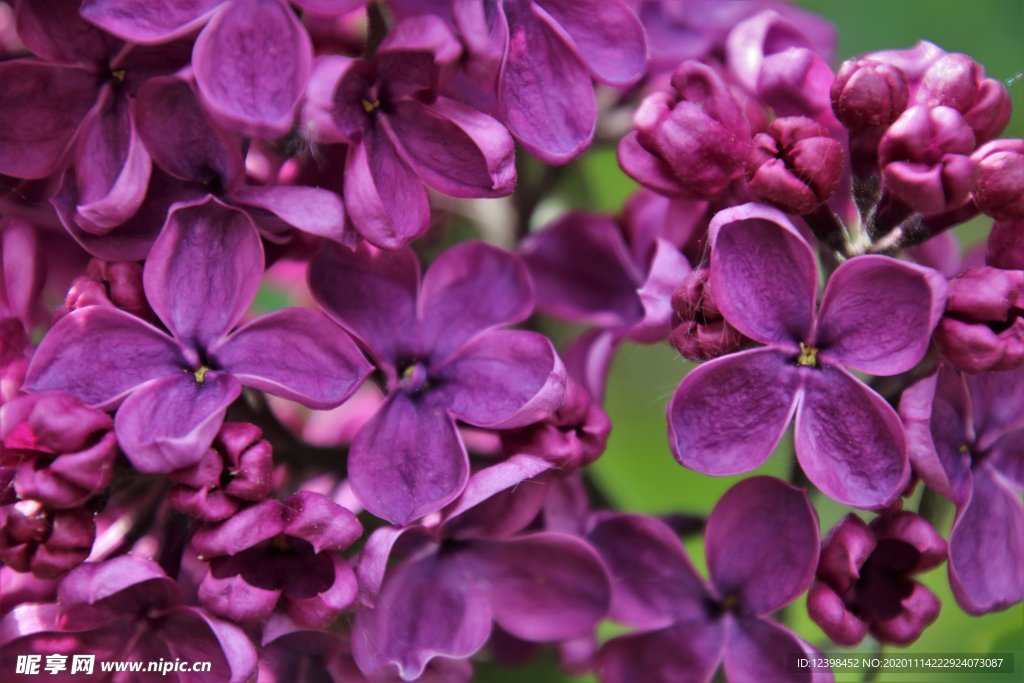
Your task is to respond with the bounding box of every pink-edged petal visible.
[80,0,224,44]
[192,0,312,137]
[232,184,347,243]
[74,94,152,234]
[430,330,565,429]
[143,197,263,348]
[343,132,430,248]
[521,212,644,327]
[498,0,596,163]
[24,306,181,409]
[724,616,833,683]
[213,308,370,409]
[709,203,817,345]
[15,0,115,65]
[353,551,490,681]
[588,513,711,629]
[669,347,800,476]
[706,477,819,615]
[0,61,98,179]
[535,0,646,86]
[418,241,533,360]
[349,393,469,525]
[384,97,516,198]
[815,256,947,375]
[114,371,241,473]
[796,366,909,508]
[948,464,1024,615]
[469,532,610,642]
[308,241,419,368]
[596,621,725,683]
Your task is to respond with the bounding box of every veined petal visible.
[596,621,725,683]
[80,0,223,44]
[24,306,181,409]
[231,185,348,243]
[724,616,833,683]
[669,348,800,476]
[161,607,257,683]
[534,0,646,86]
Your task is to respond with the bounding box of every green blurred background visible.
[478,1,1024,681]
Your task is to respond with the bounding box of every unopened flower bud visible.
[747,117,843,214]
[915,53,1011,144]
[972,139,1024,220]
[65,259,148,319]
[0,500,95,578]
[669,268,747,360]
[935,266,1024,372]
[986,220,1024,270]
[831,58,909,130]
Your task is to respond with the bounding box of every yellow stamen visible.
[362,98,381,113]
[721,593,740,611]
[193,366,210,384]
[111,69,126,82]
[401,364,417,381]
[797,342,819,367]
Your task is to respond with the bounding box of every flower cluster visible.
[1,0,1022,681]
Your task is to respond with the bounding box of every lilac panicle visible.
[669,203,947,508]
[25,196,371,473]
[309,240,566,524]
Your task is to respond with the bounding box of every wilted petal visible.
[24,306,181,408]
[431,330,564,429]
[536,0,646,86]
[597,621,724,683]
[796,366,909,508]
[80,0,223,44]
[308,241,419,368]
[193,0,312,137]
[114,371,241,473]
[0,61,98,179]
[669,348,800,476]
[499,0,596,163]
[143,197,263,348]
[815,256,947,375]
[709,204,817,345]
[232,184,347,243]
[418,241,533,360]
[213,308,370,409]
[706,477,819,615]
[948,464,1024,614]
[349,393,468,524]
[724,616,832,683]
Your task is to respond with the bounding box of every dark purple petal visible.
[282,490,362,552]
[669,348,800,475]
[285,554,357,628]
[308,241,419,368]
[213,308,371,409]
[199,565,282,623]
[114,371,241,473]
[349,393,468,524]
[15,0,115,64]
[0,61,98,179]
[709,203,817,345]
[948,464,1024,614]
[24,306,181,408]
[498,0,596,163]
[723,616,832,683]
[815,256,947,375]
[80,0,223,44]
[192,0,312,137]
[430,330,564,429]
[160,607,257,683]
[536,0,646,86]
[440,454,553,538]
[706,477,819,614]
[418,241,533,361]
[143,197,263,348]
[795,366,909,508]
[597,621,725,683]
[968,367,1024,452]
[192,499,285,557]
[58,555,178,628]
[231,185,347,243]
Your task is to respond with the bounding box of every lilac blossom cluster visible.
[0,1,1021,681]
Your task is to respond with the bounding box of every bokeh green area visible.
[477,1,1024,681]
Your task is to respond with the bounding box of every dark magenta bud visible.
[0,500,95,578]
[831,58,909,130]
[669,267,747,361]
[915,53,1012,144]
[987,220,1024,270]
[935,266,1024,373]
[747,116,844,214]
[65,258,149,319]
[972,139,1024,220]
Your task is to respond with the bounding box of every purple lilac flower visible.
[353,455,610,680]
[25,196,371,473]
[592,477,829,683]
[809,512,946,645]
[309,240,565,524]
[669,203,947,508]
[899,364,1024,614]
[934,267,1024,373]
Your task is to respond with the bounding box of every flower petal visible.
[285,554,357,628]
[192,0,312,137]
[231,184,348,243]
[161,607,257,683]
[15,0,116,64]
[534,0,646,86]
[349,393,468,524]
[815,256,947,375]
[24,306,181,409]
[143,197,263,349]
[795,366,909,508]
[668,348,800,476]
[114,371,241,473]
[80,0,223,44]
[709,203,817,345]
[724,616,833,683]
[596,621,725,683]
[213,308,370,409]
[706,477,819,615]
[199,559,282,623]
[418,241,533,361]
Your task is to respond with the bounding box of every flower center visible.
[362,98,381,113]
[797,342,819,367]
[111,69,126,82]
[398,361,429,393]
[193,365,211,384]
